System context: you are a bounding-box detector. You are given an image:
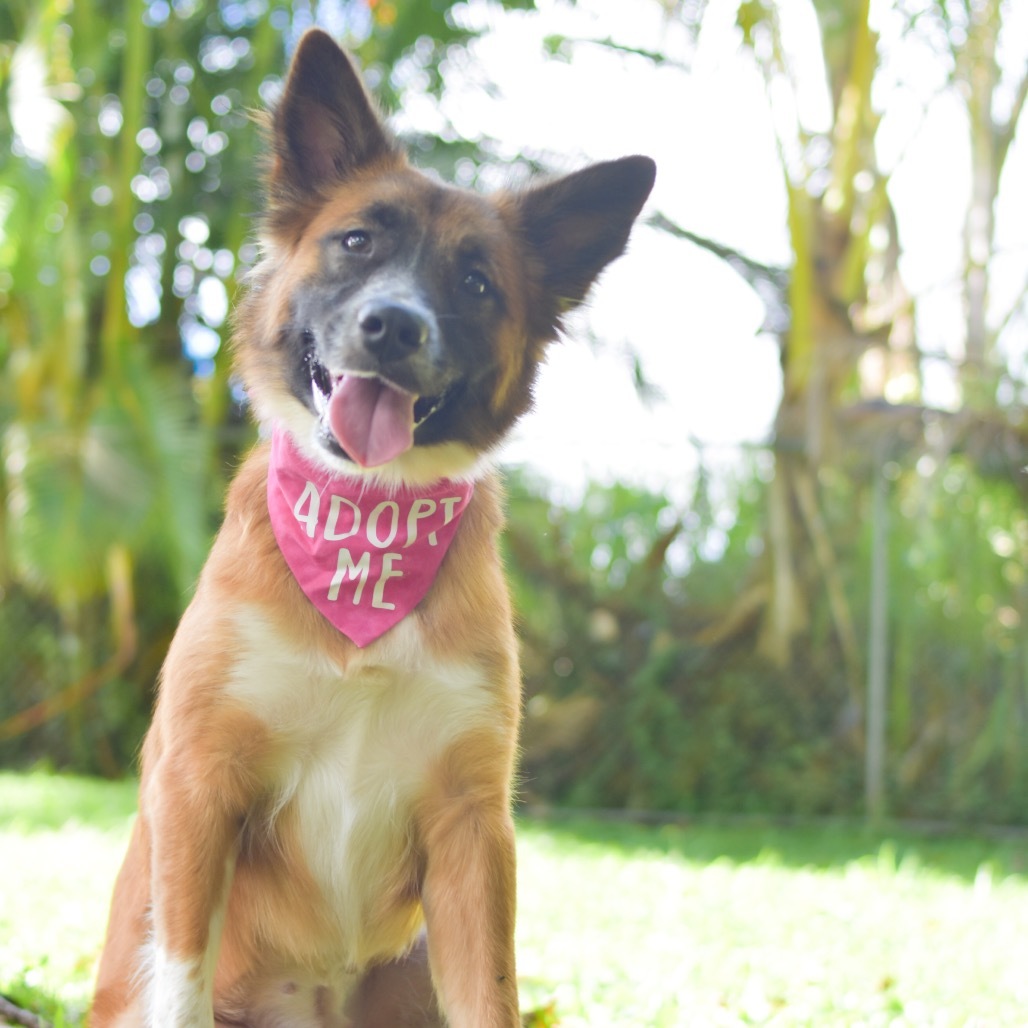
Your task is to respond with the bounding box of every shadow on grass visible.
[518,809,1028,882]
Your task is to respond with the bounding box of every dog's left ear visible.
[271,29,400,198]
[517,155,656,312]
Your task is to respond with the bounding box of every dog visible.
[91,29,654,1027]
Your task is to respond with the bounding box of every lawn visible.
[2,772,1026,1026]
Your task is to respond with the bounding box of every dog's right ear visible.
[270,29,399,199]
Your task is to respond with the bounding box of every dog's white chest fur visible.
[227,609,493,961]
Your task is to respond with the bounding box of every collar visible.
[266,427,474,647]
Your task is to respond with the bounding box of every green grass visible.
[2,772,1027,1026]
[0,773,138,1025]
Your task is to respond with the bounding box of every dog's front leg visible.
[140,698,263,1028]
[419,733,520,1028]
[144,753,241,1028]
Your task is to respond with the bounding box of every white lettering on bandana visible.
[266,427,473,647]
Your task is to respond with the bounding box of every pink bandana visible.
[267,427,473,647]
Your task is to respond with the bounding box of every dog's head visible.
[235,29,655,485]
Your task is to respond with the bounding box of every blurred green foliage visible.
[1,0,1026,825]
[508,454,1028,822]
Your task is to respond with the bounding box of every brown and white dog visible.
[91,29,654,1028]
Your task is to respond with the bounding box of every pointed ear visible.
[270,29,400,198]
[517,155,656,312]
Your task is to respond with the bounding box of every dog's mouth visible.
[304,349,451,468]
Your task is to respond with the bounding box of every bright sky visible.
[388,0,1028,503]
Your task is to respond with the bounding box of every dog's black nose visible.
[358,301,430,357]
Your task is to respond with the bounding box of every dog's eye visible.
[461,270,491,297]
[342,230,372,254]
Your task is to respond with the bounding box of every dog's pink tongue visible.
[327,376,415,468]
